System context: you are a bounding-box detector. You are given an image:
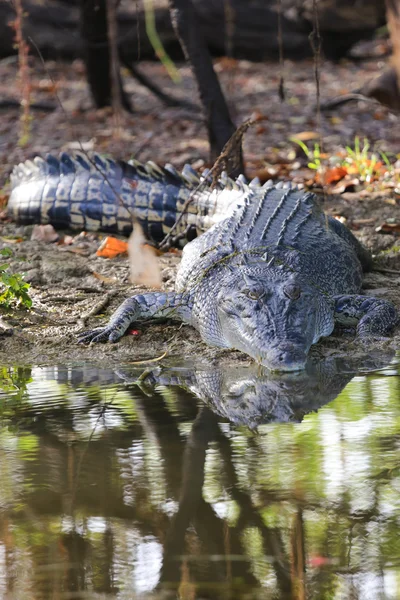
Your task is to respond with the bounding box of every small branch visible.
[78,291,116,327]
[0,98,55,111]
[371,266,400,275]
[13,0,32,144]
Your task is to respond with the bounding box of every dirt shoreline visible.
[1,57,400,367]
[1,199,400,369]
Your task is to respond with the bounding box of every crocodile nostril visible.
[265,344,307,371]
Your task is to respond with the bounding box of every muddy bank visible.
[1,57,400,366]
[1,198,400,368]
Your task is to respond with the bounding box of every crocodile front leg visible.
[334,295,399,337]
[78,292,192,344]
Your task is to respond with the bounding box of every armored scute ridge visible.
[8,152,249,244]
[8,152,399,370]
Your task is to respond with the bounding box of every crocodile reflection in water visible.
[0,353,398,599]
[117,351,395,427]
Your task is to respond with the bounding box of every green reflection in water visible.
[0,357,399,599]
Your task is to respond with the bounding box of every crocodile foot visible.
[77,326,125,344]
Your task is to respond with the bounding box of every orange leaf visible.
[346,165,360,175]
[324,166,348,184]
[367,159,383,171]
[96,236,128,258]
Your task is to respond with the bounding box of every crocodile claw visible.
[77,326,122,344]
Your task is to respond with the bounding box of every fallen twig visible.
[372,266,400,275]
[78,291,116,327]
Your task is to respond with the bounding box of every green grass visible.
[290,136,399,188]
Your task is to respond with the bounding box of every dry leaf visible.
[214,56,238,71]
[62,235,74,246]
[0,236,24,243]
[31,224,59,243]
[352,218,376,225]
[96,236,128,258]
[323,166,348,184]
[92,271,118,284]
[0,193,8,209]
[331,178,359,194]
[128,223,162,288]
[376,222,400,234]
[291,131,320,141]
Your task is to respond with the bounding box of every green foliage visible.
[343,136,380,182]
[0,248,32,309]
[291,137,322,170]
[291,135,397,185]
[0,366,32,401]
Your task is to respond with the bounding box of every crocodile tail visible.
[7,152,205,241]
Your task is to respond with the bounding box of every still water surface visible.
[1,354,400,599]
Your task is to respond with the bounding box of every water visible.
[0,353,400,600]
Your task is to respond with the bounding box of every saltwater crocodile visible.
[8,152,399,371]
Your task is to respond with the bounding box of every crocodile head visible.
[217,266,335,371]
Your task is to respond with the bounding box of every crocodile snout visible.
[262,343,308,372]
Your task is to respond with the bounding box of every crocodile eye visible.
[283,284,301,300]
[244,289,259,300]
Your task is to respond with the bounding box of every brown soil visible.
[0,55,399,367]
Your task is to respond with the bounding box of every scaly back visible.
[177,184,365,297]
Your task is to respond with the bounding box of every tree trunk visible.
[168,0,243,174]
[80,0,131,110]
[386,0,400,92]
